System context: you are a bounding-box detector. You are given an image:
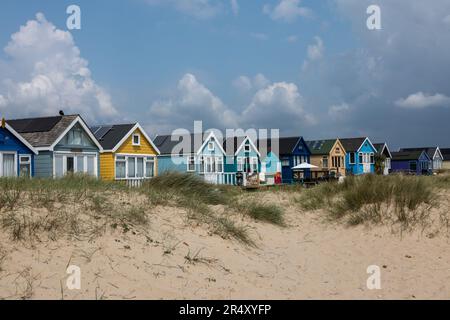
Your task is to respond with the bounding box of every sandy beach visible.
[1,190,449,300]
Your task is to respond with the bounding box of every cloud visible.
[286,35,299,43]
[302,36,324,71]
[250,32,269,41]
[242,82,316,129]
[395,92,450,109]
[230,0,239,16]
[0,13,117,122]
[328,103,350,119]
[232,74,270,93]
[149,73,238,132]
[146,0,223,19]
[263,0,311,23]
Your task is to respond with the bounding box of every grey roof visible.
[392,150,426,161]
[340,137,367,153]
[399,147,440,160]
[154,133,210,155]
[373,143,385,154]
[279,137,301,155]
[306,139,336,156]
[441,148,450,161]
[8,115,78,148]
[91,124,135,150]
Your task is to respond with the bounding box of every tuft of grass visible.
[237,201,285,226]
[296,174,441,232]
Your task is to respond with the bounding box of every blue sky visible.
[0,0,450,149]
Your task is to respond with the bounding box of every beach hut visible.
[0,118,37,177]
[373,142,393,175]
[399,147,444,172]
[391,150,432,175]
[91,123,160,186]
[306,139,346,178]
[340,137,377,175]
[8,114,103,178]
[277,137,311,184]
[257,138,282,185]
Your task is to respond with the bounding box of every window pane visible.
[87,156,95,176]
[128,157,136,177]
[137,158,144,178]
[66,157,74,173]
[3,154,15,177]
[199,157,205,173]
[19,163,30,177]
[116,160,126,179]
[77,156,85,173]
[145,160,154,178]
[55,155,64,177]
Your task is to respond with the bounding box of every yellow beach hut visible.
[91,123,160,186]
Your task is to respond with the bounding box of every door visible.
[66,156,75,174]
[1,153,16,177]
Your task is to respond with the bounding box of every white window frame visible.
[322,156,329,169]
[53,151,98,178]
[208,141,215,151]
[244,144,251,152]
[132,134,141,146]
[199,156,205,173]
[237,157,244,172]
[250,157,258,173]
[19,154,32,177]
[115,154,156,180]
[349,152,356,164]
[0,152,18,177]
[187,156,196,172]
[216,157,224,173]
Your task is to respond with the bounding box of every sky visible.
[0,0,449,149]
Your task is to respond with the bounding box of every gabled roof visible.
[373,142,393,158]
[223,136,260,157]
[340,137,367,153]
[399,147,442,160]
[8,114,102,151]
[154,132,225,156]
[1,122,38,154]
[392,150,430,161]
[441,148,450,161]
[306,139,336,155]
[91,123,160,154]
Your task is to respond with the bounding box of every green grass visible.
[236,201,285,226]
[296,174,441,231]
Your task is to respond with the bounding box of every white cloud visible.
[443,15,450,25]
[0,95,6,108]
[0,13,117,122]
[149,73,237,132]
[328,103,350,119]
[263,0,311,23]
[302,36,324,71]
[242,82,315,128]
[230,0,239,16]
[146,0,222,19]
[232,73,270,93]
[395,92,450,109]
[250,32,269,41]
[286,35,299,43]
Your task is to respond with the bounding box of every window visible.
[128,157,136,177]
[136,157,144,178]
[410,161,417,172]
[19,155,31,177]
[132,134,141,146]
[67,128,83,145]
[244,144,251,152]
[216,157,223,173]
[208,141,215,151]
[250,157,258,173]
[358,153,363,164]
[66,157,75,174]
[237,157,244,172]
[349,153,356,164]
[0,153,16,177]
[206,157,213,173]
[145,158,155,178]
[281,158,290,167]
[335,147,341,154]
[116,156,126,179]
[187,156,195,172]
[370,153,375,164]
[322,157,329,168]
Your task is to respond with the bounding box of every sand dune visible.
[0,190,449,300]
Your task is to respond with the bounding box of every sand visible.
[0,191,449,300]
